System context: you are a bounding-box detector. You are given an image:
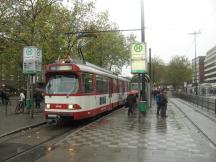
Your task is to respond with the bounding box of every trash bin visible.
[139,100,147,112]
[25,99,32,109]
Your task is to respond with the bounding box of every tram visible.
[44,59,131,122]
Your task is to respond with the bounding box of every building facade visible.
[192,56,205,85]
[204,46,216,83]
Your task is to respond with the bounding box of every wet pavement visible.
[36,98,216,162]
[0,98,45,137]
[170,98,216,145]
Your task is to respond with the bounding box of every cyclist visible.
[20,91,25,104]
[15,91,25,113]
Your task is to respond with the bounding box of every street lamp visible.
[189,31,201,95]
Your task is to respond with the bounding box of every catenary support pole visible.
[149,48,152,107]
[141,0,146,101]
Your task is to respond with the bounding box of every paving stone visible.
[38,101,216,162]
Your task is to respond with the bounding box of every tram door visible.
[108,78,112,109]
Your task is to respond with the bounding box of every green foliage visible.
[167,55,192,89]
[151,56,166,86]
[151,55,192,88]
[0,0,134,88]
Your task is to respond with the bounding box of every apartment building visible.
[204,45,216,83]
[192,56,205,84]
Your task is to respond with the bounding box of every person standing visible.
[4,91,11,106]
[126,94,137,116]
[153,89,158,100]
[0,90,4,105]
[155,91,161,115]
[160,91,168,117]
[34,91,43,109]
[19,91,25,108]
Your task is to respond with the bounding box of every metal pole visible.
[142,74,145,101]
[27,74,30,113]
[189,31,200,95]
[138,74,141,99]
[141,0,146,101]
[194,35,197,95]
[149,48,152,107]
[30,75,34,118]
[141,0,145,42]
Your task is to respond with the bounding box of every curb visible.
[0,121,46,139]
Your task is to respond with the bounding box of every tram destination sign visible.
[50,65,72,71]
[23,46,42,74]
[130,43,147,74]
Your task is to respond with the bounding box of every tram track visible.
[0,124,80,162]
[0,122,46,139]
[175,98,216,123]
[170,99,216,148]
[0,107,123,162]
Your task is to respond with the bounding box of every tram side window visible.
[124,82,128,92]
[128,83,131,92]
[81,74,93,93]
[119,81,124,94]
[96,75,108,94]
[113,79,117,93]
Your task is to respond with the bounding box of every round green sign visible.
[27,48,32,55]
[36,49,40,56]
[134,44,143,53]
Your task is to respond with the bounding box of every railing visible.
[172,92,216,114]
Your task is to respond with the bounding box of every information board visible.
[23,46,42,74]
[130,43,147,74]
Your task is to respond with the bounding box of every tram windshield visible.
[46,74,79,94]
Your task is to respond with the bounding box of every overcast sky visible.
[96,0,216,64]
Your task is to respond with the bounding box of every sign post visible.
[23,46,42,118]
[130,42,148,113]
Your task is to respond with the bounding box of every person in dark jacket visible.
[0,90,3,105]
[160,91,168,117]
[126,94,137,116]
[155,92,161,115]
[4,92,11,106]
[34,91,43,109]
[1,90,6,105]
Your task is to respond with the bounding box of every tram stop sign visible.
[23,46,42,74]
[130,43,147,74]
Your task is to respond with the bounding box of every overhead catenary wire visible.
[184,6,216,57]
[65,28,142,35]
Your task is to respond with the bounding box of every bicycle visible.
[15,101,24,114]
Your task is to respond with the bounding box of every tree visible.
[167,55,192,90]
[151,56,167,86]
[0,0,136,88]
[80,11,135,71]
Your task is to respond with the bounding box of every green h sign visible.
[131,43,145,55]
[130,43,147,74]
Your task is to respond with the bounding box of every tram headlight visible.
[68,104,73,109]
[46,104,50,109]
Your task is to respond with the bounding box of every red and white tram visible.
[44,60,131,122]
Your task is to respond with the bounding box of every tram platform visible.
[38,98,216,162]
[0,98,45,137]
